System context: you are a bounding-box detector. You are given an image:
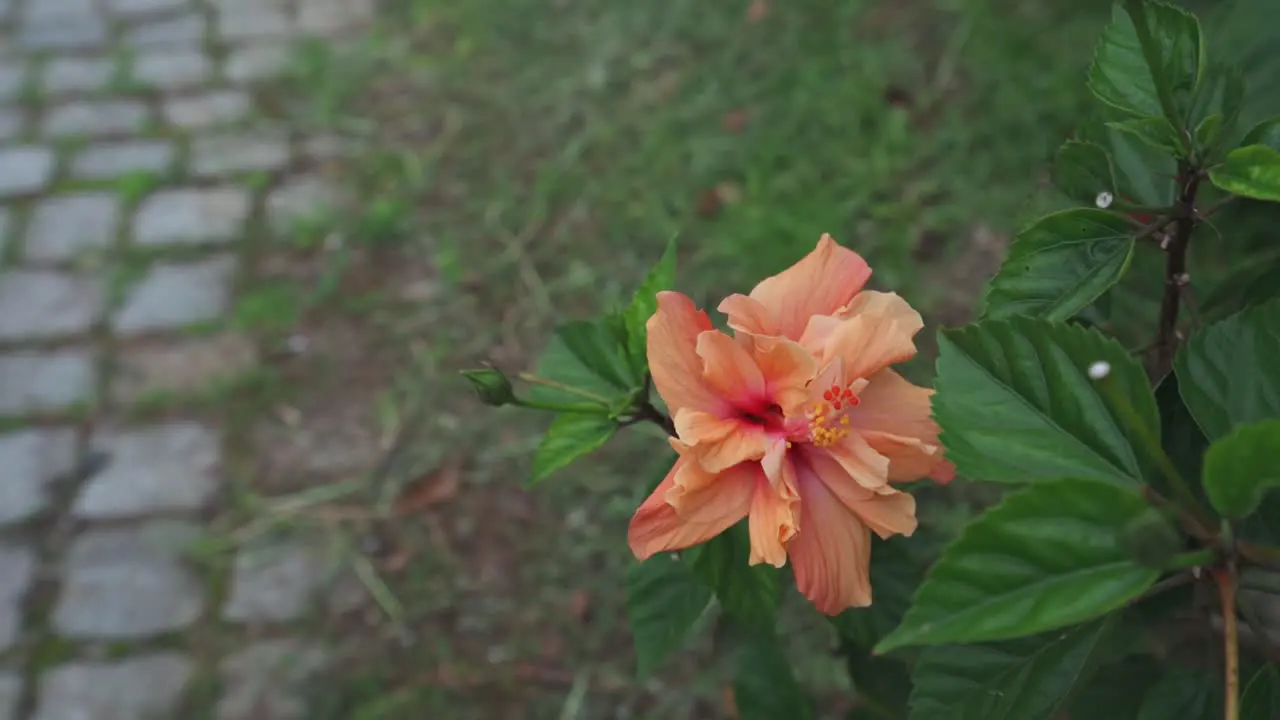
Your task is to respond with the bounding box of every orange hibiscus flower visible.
[628,234,952,615]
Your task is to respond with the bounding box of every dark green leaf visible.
[933,318,1159,485]
[845,649,912,720]
[1202,419,1280,518]
[1198,249,1280,321]
[1175,299,1280,440]
[1080,118,1177,206]
[691,523,781,633]
[875,478,1162,652]
[1210,144,1280,202]
[529,330,626,405]
[1051,141,1118,206]
[1156,375,1209,491]
[733,632,814,720]
[554,320,635,391]
[1187,62,1245,158]
[530,413,617,484]
[1241,665,1280,720]
[908,617,1114,720]
[1088,1,1202,123]
[1067,655,1164,720]
[1109,117,1183,154]
[982,210,1134,322]
[459,367,515,406]
[1136,668,1221,720]
[625,553,712,678]
[831,530,943,647]
[622,238,677,376]
[1242,116,1280,151]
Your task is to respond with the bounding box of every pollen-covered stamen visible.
[807,381,861,447]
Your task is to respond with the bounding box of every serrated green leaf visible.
[983,210,1135,322]
[1051,141,1118,206]
[1136,668,1221,720]
[1187,61,1245,158]
[1242,116,1280,151]
[1156,374,1209,487]
[1109,117,1183,154]
[1199,249,1280,322]
[625,553,712,678]
[691,523,781,633]
[908,617,1114,720]
[1202,419,1280,518]
[1088,1,1202,123]
[530,413,617,484]
[1210,144,1280,202]
[933,318,1159,485]
[832,530,943,648]
[528,331,626,406]
[554,320,635,391]
[1080,118,1177,206]
[1067,655,1164,720]
[622,239,677,376]
[875,478,1161,652]
[845,649,912,720]
[1175,299,1280,440]
[1241,665,1280,720]
[732,631,814,720]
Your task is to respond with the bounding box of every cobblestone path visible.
[0,0,372,717]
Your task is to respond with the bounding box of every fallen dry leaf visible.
[721,108,750,133]
[394,458,462,515]
[746,0,769,23]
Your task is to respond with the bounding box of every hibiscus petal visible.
[823,431,891,490]
[628,457,754,561]
[848,369,951,483]
[719,294,780,336]
[749,336,817,416]
[696,330,766,404]
[803,450,918,540]
[748,234,873,340]
[850,487,918,539]
[748,467,797,567]
[787,461,874,614]
[647,291,728,415]
[821,292,923,381]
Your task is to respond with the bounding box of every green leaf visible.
[1209,144,1280,202]
[1242,116,1280,151]
[1202,419,1280,518]
[908,617,1114,720]
[691,523,781,633]
[1067,655,1164,720]
[1109,117,1183,154]
[1051,141,1118,206]
[1156,374,1209,490]
[1136,668,1221,720]
[529,329,626,405]
[1080,118,1176,206]
[732,632,814,720]
[933,318,1159,486]
[529,413,617,484]
[875,478,1162,653]
[554,320,635,391]
[845,649,913,720]
[1199,249,1280,321]
[982,210,1135,322]
[1187,62,1245,158]
[1193,114,1224,152]
[832,530,943,648]
[625,553,712,678]
[1241,665,1280,720]
[1088,1,1203,123]
[622,238,677,376]
[459,367,516,406]
[1175,299,1280,440]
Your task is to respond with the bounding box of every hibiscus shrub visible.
[464,1,1280,717]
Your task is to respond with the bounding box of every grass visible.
[224,0,1130,717]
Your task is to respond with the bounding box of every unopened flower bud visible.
[1087,361,1111,380]
[461,368,516,407]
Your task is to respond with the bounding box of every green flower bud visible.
[461,368,516,407]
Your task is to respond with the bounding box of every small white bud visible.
[1095,191,1114,209]
[1087,361,1111,380]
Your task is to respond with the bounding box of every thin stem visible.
[1167,548,1217,571]
[1151,164,1202,380]
[1217,567,1240,720]
[517,373,612,404]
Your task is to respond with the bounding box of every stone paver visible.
[42,56,115,94]
[17,0,108,51]
[224,42,292,82]
[217,640,327,720]
[0,543,36,651]
[24,193,121,262]
[112,332,258,403]
[163,89,252,128]
[0,63,25,101]
[298,0,374,33]
[114,256,237,333]
[44,100,149,138]
[108,0,189,17]
[224,538,356,622]
[127,12,206,45]
[191,131,291,176]
[0,349,96,416]
[33,653,192,720]
[0,270,106,340]
[74,422,221,519]
[268,175,338,230]
[0,429,77,525]
[0,674,19,720]
[135,187,251,246]
[216,0,293,41]
[0,109,22,142]
[70,138,175,180]
[0,146,55,198]
[133,48,213,89]
[52,521,205,638]
[0,210,9,258]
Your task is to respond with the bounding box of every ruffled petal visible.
[787,458,873,614]
[748,468,797,568]
[696,330,767,406]
[848,369,951,483]
[646,291,728,416]
[747,234,872,340]
[819,292,922,382]
[719,294,780,336]
[628,456,754,560]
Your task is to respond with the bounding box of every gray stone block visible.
[0,674,18,720]
[0,146,55,198]
[51,521,205,638]
[216,0,293,40]
[297,0,374,33]
[113,332,257,403]
[33,654,192,720]
[163,89,251,128]
[224,42,291,82]
[0,270,106,341]
[44,100,149,138]
[70,139,175,180]
[134,188,250,246]
[42,56,114,95]
[74,422,221,519]
[0,63,26,102]
[133,48,212,89]
[223,538,344,622]
[0,349,96,416]
[113,256,236,333]
[0,109,22,142]
[0,543,35,651]
[0,429,77,525]
[18,0,108,51]
[191,131,290,177]
[126,13,206,45]
[25,193,121,262]
[267,175,338,230]
[108,0,190,17]
[217,640,326,720]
